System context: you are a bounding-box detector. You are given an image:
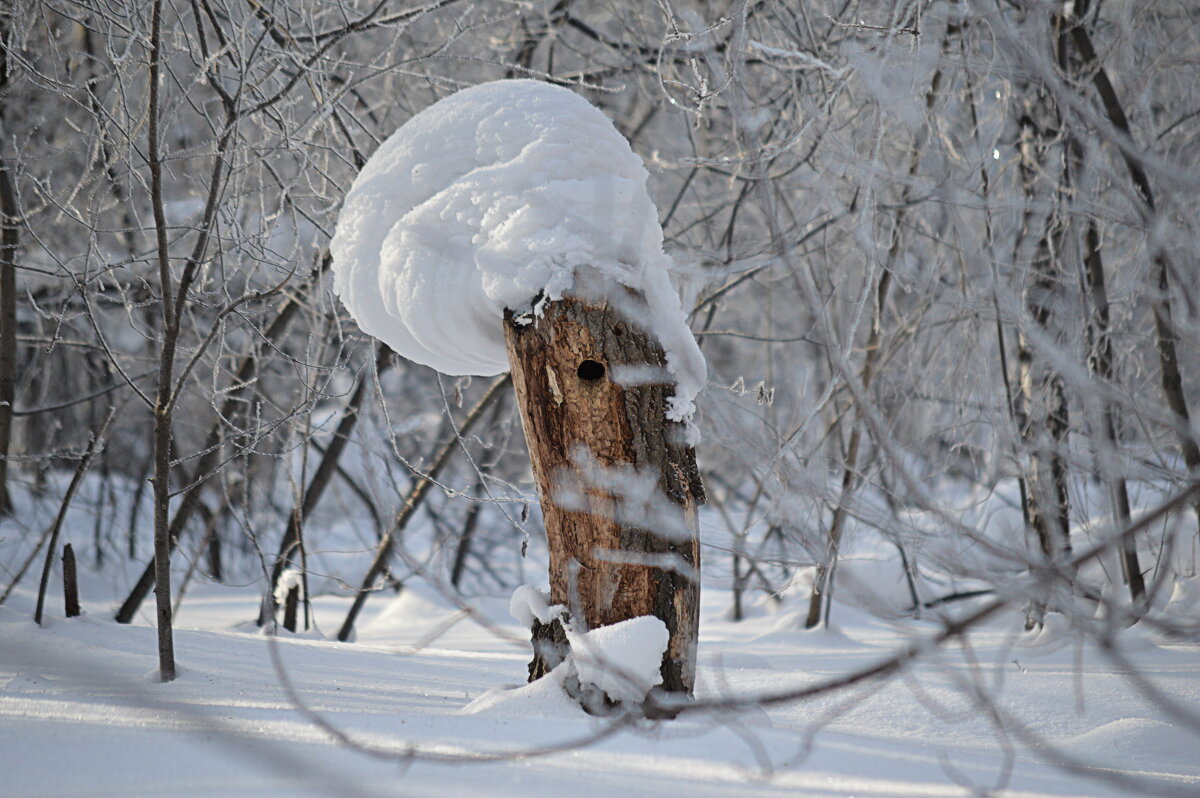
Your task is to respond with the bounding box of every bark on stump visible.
[504,293,703,698]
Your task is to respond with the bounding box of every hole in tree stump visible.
[577,359,605,381]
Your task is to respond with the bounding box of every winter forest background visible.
[1,1,1199,796]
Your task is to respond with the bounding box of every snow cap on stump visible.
[330,79,704,422]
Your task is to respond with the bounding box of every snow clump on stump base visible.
[509,587,670,710]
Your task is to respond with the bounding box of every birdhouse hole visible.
[577,359,605,382]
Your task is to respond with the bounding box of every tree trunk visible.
[147,0,176,682]
[1015,305,1073,563]
[1013,84,1073,566]
[1079,223,1146,601]
[805,269,889,629]
[503,294,703,697]
[450,397,507,590]
[451,487,485,590]
[0,130,18,518]
[1053,4,1145,603]
[0,13,16,519]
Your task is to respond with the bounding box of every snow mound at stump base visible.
[566,614,669,706]
[331,79,704,424]
[491,585,670,711]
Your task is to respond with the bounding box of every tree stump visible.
[504,293,703,696]
[62,543,80,618]
[282,583,300,633]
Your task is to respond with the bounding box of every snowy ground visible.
[3,565,1199,798]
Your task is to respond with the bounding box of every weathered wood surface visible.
[504,293,703,695]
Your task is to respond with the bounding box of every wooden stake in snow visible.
[62,544,80,618]
[504,294,704,696]
[282,584,300,633]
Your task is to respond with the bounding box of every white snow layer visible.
[272,567,304,610]
[508,584,560,627]
[331,79,705,422]
[567,615,669,705]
